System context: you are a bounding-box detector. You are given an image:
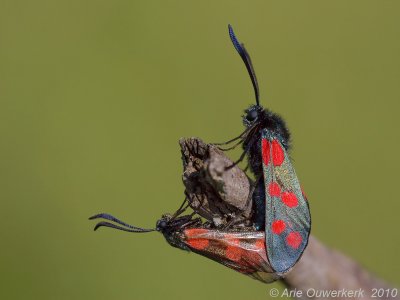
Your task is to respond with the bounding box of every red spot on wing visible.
[262,139,270,166]
[186,238,209,250]
[286,231,302,249]
[281,192,298,208]
[184,228,210,250]
[254,239,266,250]
[228,238,241,246]
[272,140,284,166]
[185,228,209,238]
[271,220,286,235]
[185,228,208,236]
[226,245,244,262]
[268,182,281,197]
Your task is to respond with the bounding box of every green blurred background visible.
[1,1,399,299]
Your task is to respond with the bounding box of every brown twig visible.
[180,137,398,300]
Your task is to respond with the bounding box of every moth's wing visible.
[261,129,311,274]
[182,229,280,283]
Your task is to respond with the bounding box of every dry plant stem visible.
[180,137,398,300]
[180,137,252,227]
[285,236,395,300]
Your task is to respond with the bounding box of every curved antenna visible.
[228,24,260,106]
[93,221,154,233]
[89,213,155,232]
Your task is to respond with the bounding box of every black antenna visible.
[228,24,260,106]
[89,213,155,232]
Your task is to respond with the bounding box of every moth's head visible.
[156,214,203,251]
[156,214,201,234]
[155,214,172,232]
[243,104,264,127]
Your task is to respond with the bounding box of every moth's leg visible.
[225,128,259,170]
[217,138,244,151]
[171,196,190,220]
[213,126,252,147]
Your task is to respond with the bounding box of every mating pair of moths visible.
[90,25,311,284]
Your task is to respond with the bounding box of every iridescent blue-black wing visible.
[261,129,311,274]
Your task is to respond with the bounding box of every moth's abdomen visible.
[252,179,265,230]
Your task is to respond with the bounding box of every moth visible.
[90,211,279,283]
[217,25,311,273]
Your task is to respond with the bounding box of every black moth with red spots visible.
[89,212,280,284]
[219,25,311,274]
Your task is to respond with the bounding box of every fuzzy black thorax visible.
[242,104,291,175]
